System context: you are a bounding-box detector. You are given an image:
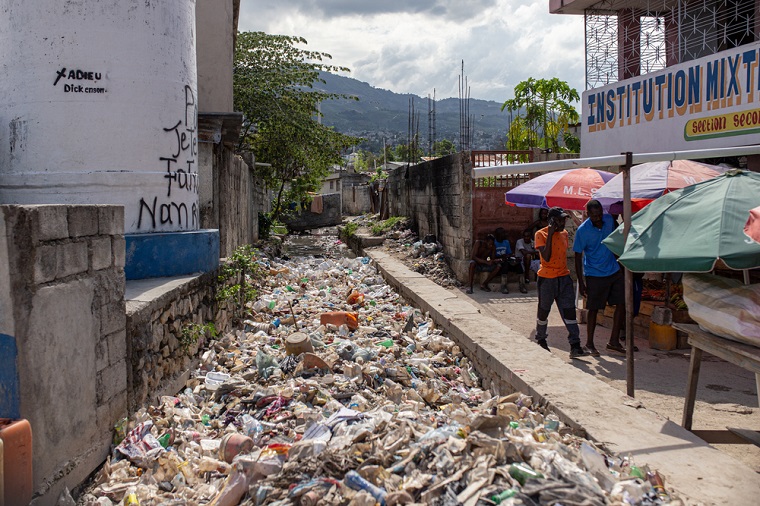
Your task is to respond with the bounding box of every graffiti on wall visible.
[138,85,199,231]
[53,67,107,94]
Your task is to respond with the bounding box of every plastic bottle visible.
[580,442,616,491]
[646,471,670,501]
[492,489,516,504]
[158,432,172,448]
[241,414,264,442]
[123,487,139,505]
[343,470,387,505]
[508,462,544,486]
[543,414,560,432]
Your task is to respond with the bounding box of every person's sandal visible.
[619,340,639,352]
[466,287,473,294]
[480,284,491,292]
[606,342,626,354]
[501,286,509,294]
[584,346,601,357]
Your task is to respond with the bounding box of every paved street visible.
[459,279,760,473]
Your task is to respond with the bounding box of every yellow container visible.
[649,322,677,351]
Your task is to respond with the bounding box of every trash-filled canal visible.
[79,234,677,505]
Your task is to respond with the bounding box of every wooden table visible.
[673,323,760,445]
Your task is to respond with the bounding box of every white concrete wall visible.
[196,0,235,113]
[0,1,199,234]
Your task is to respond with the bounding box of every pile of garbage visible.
[80,248,678,505]
[381,230,460,289]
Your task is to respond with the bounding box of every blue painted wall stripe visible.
[0,333,20,419]
[125,229,220,280]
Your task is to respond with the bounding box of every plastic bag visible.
[683,273,760,346]
[255,349,280,379]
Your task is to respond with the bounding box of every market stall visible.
[603,170,760,442]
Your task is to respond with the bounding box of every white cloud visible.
[238,0,585,103]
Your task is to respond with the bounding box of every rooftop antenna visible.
[427,93,432,156]
[458,61,471,151]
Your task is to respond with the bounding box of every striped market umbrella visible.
[594,159,729,214]
[504,168,615,211]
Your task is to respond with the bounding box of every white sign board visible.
[581,41,760,157]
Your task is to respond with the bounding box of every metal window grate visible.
[584,0,755,89]
[471,151,535,188]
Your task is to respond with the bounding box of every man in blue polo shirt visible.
[574,199,627,356]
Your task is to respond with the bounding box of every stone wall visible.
[199,140,259,258]
[0,205,126,506]
[218,147,256,257]
[125,271,233,412]
[342,183,373,215]
[386,153,473,280]
[281,193,343,231]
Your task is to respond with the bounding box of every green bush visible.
[344,222,359,237]
[258,212,273,240]
[179,322,217,352]
[217,245,262,320]
[371,216,405,236]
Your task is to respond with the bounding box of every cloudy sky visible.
[238,1,586,104]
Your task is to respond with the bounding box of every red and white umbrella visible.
[594,159,729,213]
[745,205,760,244]
[504,168,615,211]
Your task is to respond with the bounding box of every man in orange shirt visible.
[534,207,586,359]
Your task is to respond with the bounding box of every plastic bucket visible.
[218,433,254,463]
[0,418,33,505]
[284,332,314,356]
[649,322,677,351]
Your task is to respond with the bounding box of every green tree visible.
[501,77,580,152]
[382,143,396,164]
[356,150,381,172]
[234,32,360,219]
[394,141,423,164]
[432,139,457,157]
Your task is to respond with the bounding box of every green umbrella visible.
[603,170,760,272]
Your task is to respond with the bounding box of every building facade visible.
[551,0,760,167]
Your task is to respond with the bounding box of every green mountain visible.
[314,72,510,152]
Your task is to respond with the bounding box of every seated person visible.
[515,229,539,283]
[494,227,527,294]
[466,234,500,294]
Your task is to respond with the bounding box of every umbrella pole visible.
[622,152,635,397]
